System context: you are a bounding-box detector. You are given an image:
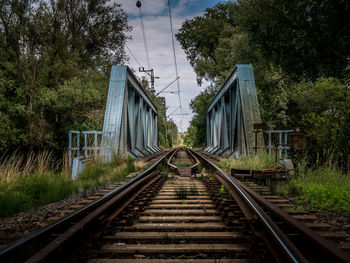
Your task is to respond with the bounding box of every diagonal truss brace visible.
[102,65,160,158]
[205,64,263,157]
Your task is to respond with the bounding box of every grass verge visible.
[277,167,350,215]
[0,156,140,218]
[218,153,275,171]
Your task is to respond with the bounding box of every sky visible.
[115,0,221,132]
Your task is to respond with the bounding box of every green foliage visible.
[0,172,78,217]
[173,162,192,168]
[219,153,275,171]
[189,185,198,195]
[238,0,350,80]
[174,185,189,200]
[177,1,350,165]
[0,160,133,218]
[219,185,225,195]
[277,167,350,215]
[126,156,136,174]
[0,0,130,152]
[157,164,171,178]
[290,77,350,165]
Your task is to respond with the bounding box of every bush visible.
[0,172,78,217]
[174,185,188,199]
[0,158,140,218]
[277,167,350,214]
[219,153,275,171]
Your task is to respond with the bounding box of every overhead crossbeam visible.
[205,64,263,157]
[103,65,161,158]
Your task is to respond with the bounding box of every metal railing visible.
[68,130,115,180]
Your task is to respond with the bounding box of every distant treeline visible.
[177,0,350,168]
[0,0,177,157]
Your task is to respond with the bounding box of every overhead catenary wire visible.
[125,43,142,68]
[167,0,182,111]
[138,4,151,69]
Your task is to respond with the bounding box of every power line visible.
[167,0,182,110]
[155,76,180,96]
[138,5,151,69]
[125,43,142,68]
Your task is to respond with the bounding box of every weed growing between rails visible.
[174,185,188,199]
[277,164,350,215]
[174,183,199,199]
[218,153,275,171]
[173,161,192,167]
[0,153,142,218]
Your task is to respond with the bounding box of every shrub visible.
[0,156,141,218]
[219,153,275,171]
[174,185,188,199]
[189,185,198,195]
[277,167,350,214]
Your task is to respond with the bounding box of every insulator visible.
[136,0,142,8]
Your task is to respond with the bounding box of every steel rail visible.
[167,148,178,170]
[0,149,175,263]
[189,149,306,263]
[236,179,350,263]
[26,171,161,263]
[185,147,200,172]
[191,148,350,263]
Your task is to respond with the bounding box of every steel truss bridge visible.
[69,64,270,172]
[204,64,263,157]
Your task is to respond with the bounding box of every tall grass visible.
[0,150,56,181]
[0,151,139,218]
[277,167,350,214]
[218,153,275,171]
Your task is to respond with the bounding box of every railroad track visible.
[1,148,350,262]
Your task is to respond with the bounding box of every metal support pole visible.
[150,69,155,92]
[284,132,288,158]
[164,117,168,148]
[77,133,80,158]
[94,133,98,158]
[279,132,282,158]
[69,131,72,166]
[268,132,272,155]
[84,133,87,157]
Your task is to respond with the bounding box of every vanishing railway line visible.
[1,149,350,262]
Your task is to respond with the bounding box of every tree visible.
[176,1,291,129]
[290,77,350,166]
[176,2,239,85]
[237,0,350,80]
[0,0,131,152]
[178,0,350,168]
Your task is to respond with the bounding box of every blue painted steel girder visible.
[206,64,263,157]
[103,65,160,158]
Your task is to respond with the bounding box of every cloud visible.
[116,0,167,16]
[117,0,218,132]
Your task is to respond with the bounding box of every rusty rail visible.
[0,149,174,263]
[189,148,350,263]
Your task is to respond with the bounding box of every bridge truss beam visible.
[103,65,161,158]
[204,64,263,157]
